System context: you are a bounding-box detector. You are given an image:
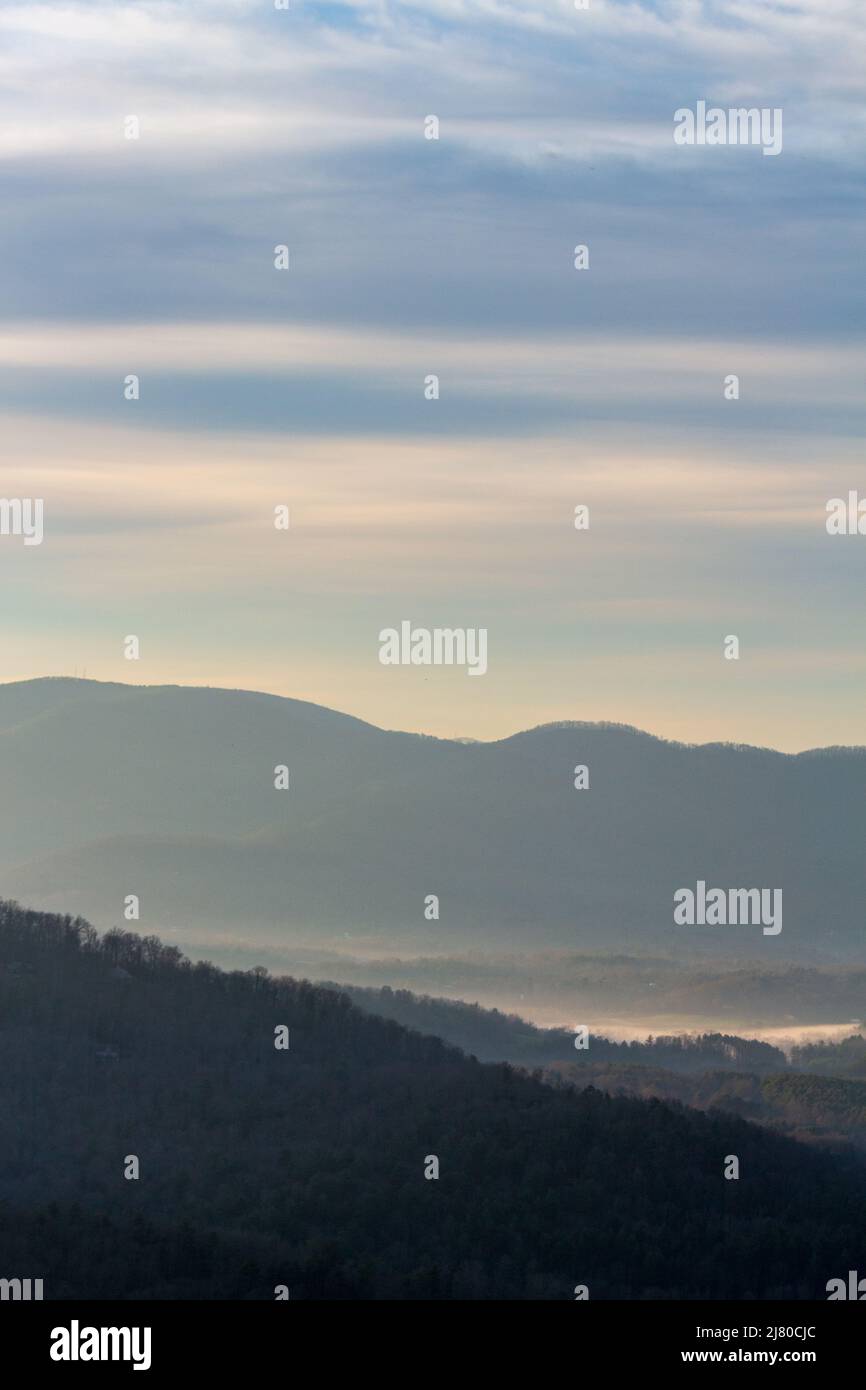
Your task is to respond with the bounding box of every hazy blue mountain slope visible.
[1,678,863,959]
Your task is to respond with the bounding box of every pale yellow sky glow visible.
[0,321,864,405]
[2,401,864,752]
[1,2,863,762]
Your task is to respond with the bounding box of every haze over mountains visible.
[1,678,863,975]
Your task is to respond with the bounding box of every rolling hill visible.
[1,677,864,963]
[2,899,866,1300]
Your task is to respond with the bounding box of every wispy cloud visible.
[1,1,863,749]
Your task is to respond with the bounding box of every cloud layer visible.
[0,1,863,748]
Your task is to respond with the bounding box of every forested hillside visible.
[791,1034,866,1078]
[547,1062,866,1152]
[2,899,866,1300]
[340,983,866,1151]
[334,981,788,1070]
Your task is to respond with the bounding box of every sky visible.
[0,0,864,747]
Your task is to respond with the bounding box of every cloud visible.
[0,321,864,440]
[0,0,862,339]
[1,1,864,750]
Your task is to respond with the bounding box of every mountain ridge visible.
[4,676,863,756]
[1,677,863,962]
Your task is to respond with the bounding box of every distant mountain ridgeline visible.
[298,947,866,1030]
[547,1062,866,1153]
[337,982,866,1151]
[1,677,865,961]
[330,981,790,1071]
[791,1034,866,1077]
[3,898,866,1300]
